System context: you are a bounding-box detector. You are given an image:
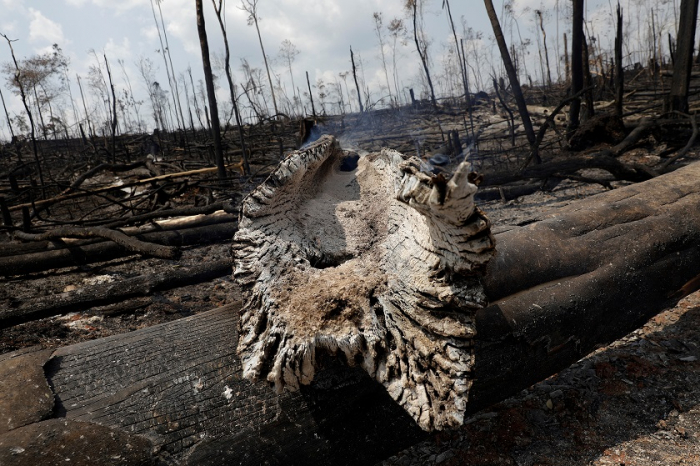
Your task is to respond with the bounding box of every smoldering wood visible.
[233,135,495,431]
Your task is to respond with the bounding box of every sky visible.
[0,0,674,139]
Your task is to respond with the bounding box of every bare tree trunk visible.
[1,34,45,196]
[582,37,595,121]
[564,32,570,84]
[195,0,226,182]
[350,47,364,113]
[569,0,584,133]
[104,53,118,164]
[444,0,470,110]
[211,0,250,175]
[536,9,553,87]
[305,71,317,118]
[615,4,624,118]
[482,0,538,162]
[149,0,183,132]
[412,0,438,111]
[666,0,699,113]
[76,75,93,138]
[0,87,15,140]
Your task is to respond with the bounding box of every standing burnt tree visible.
[241,0,280,119]
[195,0,226,182]
[406,0,438,111]
[666,0,699,113]
[568,0,584,132]
[483,0,538,163]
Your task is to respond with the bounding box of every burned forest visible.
[2,1,700,465]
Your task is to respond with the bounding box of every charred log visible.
[2,142,700,465]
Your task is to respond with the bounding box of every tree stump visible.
[233,135,495,430]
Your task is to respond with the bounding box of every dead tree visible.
[409,0,438,111]
[3,139,700,464]
[1,34,45,193]
[349,47,364,114]
[211,0,251,175]
[615,3,624,118]
[483,0,539,163]
[569,0,584,131]
[666,0,699,113]
[103,53,118,164]
[241,0,279,119]
[195,0,226,182]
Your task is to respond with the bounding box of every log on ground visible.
[2,147,700,465]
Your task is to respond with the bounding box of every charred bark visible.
[666,0,699,113]
[0,259,232,329]
[0,221,237,276]
[483,0,539,163]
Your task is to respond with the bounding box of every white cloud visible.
[28,8,68,45]
[104,37,133,61]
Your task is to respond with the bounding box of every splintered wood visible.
[232,135,495,431]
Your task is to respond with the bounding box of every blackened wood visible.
[667,0,699,112]
[0,221,237,276]
[569,0,584,131]
[0,259,232,329]
[615,4,624,117]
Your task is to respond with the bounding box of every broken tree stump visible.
[2,139,700,465]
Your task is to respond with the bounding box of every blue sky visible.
[0,0,671,138]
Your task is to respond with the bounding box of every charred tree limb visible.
[0,259,232,329]
[521,85,594,168]
[658,112,699,171]
[14,225,179,260]
[0,221,237,276]
[2,159,700,465]
[8,163,241,213]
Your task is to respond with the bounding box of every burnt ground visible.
[2,96,700,464]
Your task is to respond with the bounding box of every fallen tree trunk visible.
[0,221,237,276]
[14,225,179,260]
[2,140,700,465]
[0,259,232,329]
[0,208,235,258]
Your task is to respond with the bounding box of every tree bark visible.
[195,0,227,182]
[3,143,700,465]
[615,4,624,118]
[350,47,364,113]
[0,259,232,329]
[483,0,538,162]
[666,0,699,113]
[569,0,584,132]
[0,221,237,276]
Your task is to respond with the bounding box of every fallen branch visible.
[0,221,237,276]
[59,161,148,196]
[14,225,178,260]
[658,112,699,172]
[0,259,232,329]
[522,86,594,169]
[8,163,243,213]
